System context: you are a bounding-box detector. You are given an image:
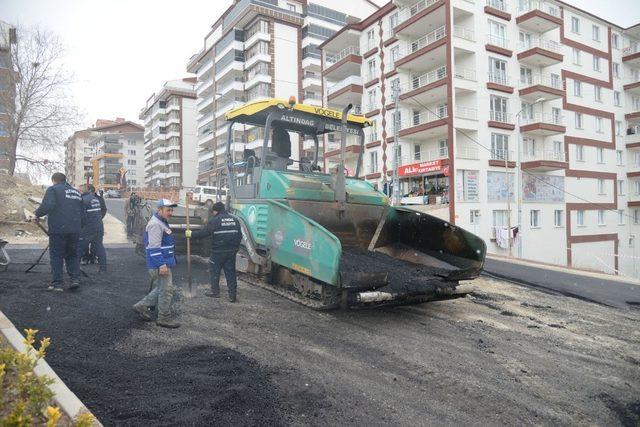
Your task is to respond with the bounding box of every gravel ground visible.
[0,248,639,426]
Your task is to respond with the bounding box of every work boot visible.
[229,295,237,303]
[47,284,64,292]
[204,291,220,298]
[132,303,152,321]
[156,317,181,328]
[98,266,107,273]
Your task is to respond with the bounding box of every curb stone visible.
[0,309,102,426]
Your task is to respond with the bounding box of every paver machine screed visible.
[185,97,486,309]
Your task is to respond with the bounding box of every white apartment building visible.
[140,78,198,188]
[89,130,144,189]
[319,0,640,278]
[65,119,143,187]
[186,0,382,186]
[0,19,16,173]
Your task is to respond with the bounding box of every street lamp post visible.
[392,81,401,206]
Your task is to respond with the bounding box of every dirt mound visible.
[0,174,43,222]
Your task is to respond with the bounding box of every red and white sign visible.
[398,159,443,177]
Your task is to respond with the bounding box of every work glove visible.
[185,229,192,238]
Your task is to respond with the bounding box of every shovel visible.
[185,192,194,297]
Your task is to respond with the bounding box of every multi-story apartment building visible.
[186,0,382,186]
[0,19,16,173]
[89,127,144,190]
[319,0,640,278]
[65,119,143,187]
[140,78,198,188]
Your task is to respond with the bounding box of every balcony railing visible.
[456,146,480,160]
[518,38,562,54]
[490,148,514,161]
[327,76,364,96]
[520,112,564,126]
[397,0,440,26]
[486,34,509,49]
[400,108,448,131]
[404,148,449,165]
[623,45,640,56]
[490,110,512,123]
[456,106,478,120]
[405,26,446,56]
[404,66,446,92]
[523,149,566,162]
[486,0,508,11]
[517,0,560,17]
[325,46,360,66]
[453,26,475,42]
[627,125,640,135]
[518,74,564,89]
[488,73,510,86]
[454,68,477,81]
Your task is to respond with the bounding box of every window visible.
[489,57,508,84]
[530,210,541,228]
[618,210,625,225]
[390,46,400,66]
[389,12,399,33]
[594,85,602,102]
[128,149,136,155]
[490,95,509,122]
[576,144,584,161]
[572,48,581,65]
[470,210,481,225]
[127,159,136,165]
[488,20,507,48]
[592,55,600,72]
[618,180,625,195]
[520,67,532,85]
[617,150,624,165]
[613,63,620,78]
[597,210,605,225]
[575,112,583,129]
[577,210,585,226]
[414,144,421,160]
[571,16,580,34]
[492,210,509,227]
[612,33,620,49]
[616,121,623,136]
[366,88,377,111]
[456,170,480,202]
[597,148,604,163]
[491,133,509,160]
[574,80,582,97]
[596,117,603,133]
[366,59,377,81]
[519,31,532,50]
[287,3,296,12]
[598,178,606,194]
[592,25,600,41]
[635,210,640,224]
[614,91,621,106]
[554,210,564,227]
[369,150,378,174]
[438,139,448,157]
[636,180,640,195]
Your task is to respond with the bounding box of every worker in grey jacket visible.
[132,199,180,328]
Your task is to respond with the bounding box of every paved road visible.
[484,258,640,309]
[107,198,640,309]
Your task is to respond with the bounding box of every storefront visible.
[396,159,450,205]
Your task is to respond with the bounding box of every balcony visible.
[394,0,446,38]
[302,91,322,106]
[624,78,640,95]
[489,149,516,168]
[452,26,475,43]
[516,1,562,33]
[520,112,565,136]
[401,148,449,167]
[517,38,563,67]
[302,73,321,90]
[627,126,640,148]
[327,76,363,107]
[323,142,363,159]
[623,46,640,66]
[489,110,515,130]
[397,108,448,139]
[217,78,244,95]
[485,34,511,56]
[518,74,565,101]
[323,46,362,80]
[455,106,478,130]
[197,77,214,97]
[394,26,447,72]
[399,66,447,106]
[456,146,479,160]
[521,149,568,171]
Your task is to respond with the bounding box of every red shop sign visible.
[398,159,443,177]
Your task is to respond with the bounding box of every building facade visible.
[0,20,16,173]
[186,0,382,186]
[90,128,144,190]
[140,78,198,188]
[319,0,640,278]
[65,119,143,187]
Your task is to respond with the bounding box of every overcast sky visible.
[2,0,639,129]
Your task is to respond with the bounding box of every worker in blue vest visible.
[77,184,107,272]
[132,199,180,328]
[34,172,83,291]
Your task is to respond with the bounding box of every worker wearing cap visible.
[34,172,83,291]
[186,201,241,302]
[132,199,180,328]
[77,184,107,272]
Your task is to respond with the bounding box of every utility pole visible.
[392,80,400,206]
[504,142,512,257]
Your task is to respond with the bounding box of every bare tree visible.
[0,24,79,177]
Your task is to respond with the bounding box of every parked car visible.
[105,189,121,198]
[191,186,226,207]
